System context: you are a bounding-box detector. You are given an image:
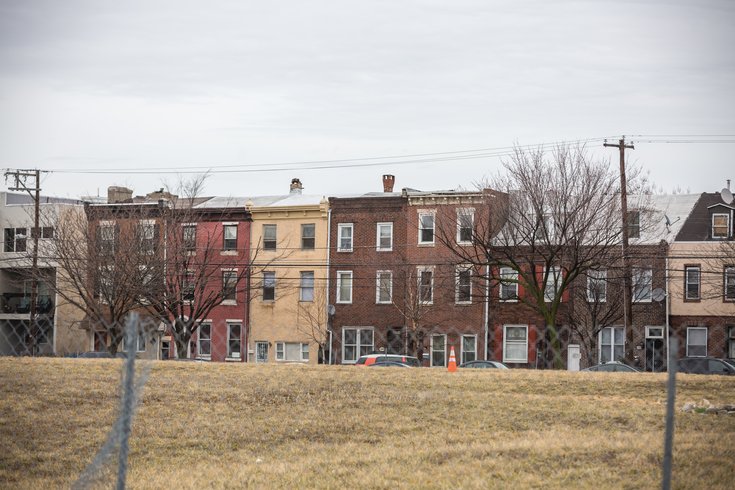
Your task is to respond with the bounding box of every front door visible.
[645,338,664,372]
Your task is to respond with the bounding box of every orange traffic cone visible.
[448,346,457,373]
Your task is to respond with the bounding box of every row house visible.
[328,175,489,366]
[669,190,735,363]
[0,191,87,356]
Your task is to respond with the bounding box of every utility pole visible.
[603,137,634,361]
[4,169,42,355]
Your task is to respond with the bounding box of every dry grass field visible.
[1,358,734,489]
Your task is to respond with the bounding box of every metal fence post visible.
[662,337,678,490]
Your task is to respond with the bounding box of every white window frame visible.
[725,266,735,301]
[455,266,472,304]
[599,326,625,363]
[456,208,474,244]
[138,219,156,253]
[684,265,700,300]
[255,341,269,363]
[587,269,607,303]
[223,223,238,251]
[262,224,277,251]
[300,271,315,302]
[461,334,477,364]
[712,213,730,239]
[98,221,116,255]
[499,267,518,302]
[275,342,310,362]
[418,266,434,305]
[543,266,561,303]
[136,330,146,353]
[376,222,393,251]
[342,327,374,364]
[430,334,447,367]
[418,211,436,245]
[222,269,238,304]
[686,327,708,357]
[227,323,242,359]
[376,270,393,304]
[632,267,653,302]
[627,210,641,239]
[301,223,315,250]
[503,325,528,363]
[182,224,197,252]
[262,271,276,301]
[197,323,212,359]
[336,270,353,304]
[337,223,353,252]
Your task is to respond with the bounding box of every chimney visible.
[290,178,303,194]
[382,174,395,193]
[107,186,133,203]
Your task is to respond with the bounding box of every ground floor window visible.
[276,342,309,362]
[461,335,477,364]
[686,327,707,357]
[197,323,211,358]
[227,323,242,359]
[729,326,735,359]
[342,327,373,363]
[161,340,171,359]
[503,325,528,363]
[431,334,446,367]
[255,341,268,363]
[599,326,624,363]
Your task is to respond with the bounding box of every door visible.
[567,344,580,371]
[645,338,664,372]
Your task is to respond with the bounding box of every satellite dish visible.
[327,304,336,316]
[721,187,734,204]
[664,215,671,227]
[651,288,666,302]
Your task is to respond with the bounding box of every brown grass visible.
[1,358,734,489]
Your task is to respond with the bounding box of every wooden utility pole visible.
[4,169,42,355]
[603,138,634,358]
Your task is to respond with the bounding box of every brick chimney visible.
[290,178,303,194]
[382,174,395,193]
[107,186,133,203]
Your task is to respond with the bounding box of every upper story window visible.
[301,224,315,250]
[627,210,640,239]
[223,224,238,251]
[418,267,434,304]
[499,267,518,301]
[263,224,277,251]
[376,270,392,304]
[712,213,730,239]
[98,221,117,255]
[183,225,197,252]
[684,265,701,301]
[457,209,474,244]
[3,227,27,253]
[587,269,607,303]
[632,267,653,302]
[337,223,353,252]
[262,271,276,301]
[418,211,435,245]
[543,266,561,303]
[300,271,314,302]
[138,220,156,253]
[31,227,54,239]
[456,266,472,304]
[336,270,353,303]
[222,270,237,303]
[197,323,211,358]
[376,222,393,251]
[724,266,735,301]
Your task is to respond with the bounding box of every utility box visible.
[567,344,581,371]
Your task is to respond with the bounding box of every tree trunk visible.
[547,324,563,369]
[174,332,190,359]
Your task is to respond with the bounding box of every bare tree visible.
[295,279,329,363]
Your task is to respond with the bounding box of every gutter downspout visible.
[484,263,490,361]
[325,206,332,365]
[665,254,670,371]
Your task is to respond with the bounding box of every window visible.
[418,212,435,244]
[301,224,315,250]
[342,327,373,363]
[98,222,116,255]
[587,269,607,303]
[457,209,474,244]
[632,267,653,302]
[599,326,624,363]
[456,266,472,304]
[627,210,640,239]
[686,327,707,357]
[223,224,238,251]
[138,266,154,304]
[431,334,446,367]
[3,227,27,252]
[503,325,528,363]
[183,225,197,252]
[263,224,277,250]
[337,223,353,252]
[418,268,433,304]
[461,335,477,364]
[31,226,54,239]
[97,265,115,302]
[222,270,237,302]
[262,271,276,301]
[227,323,242,359]
[728,326,735,359]
[136,329,146,352]
[725,266,735,301]
[336,271,353,303]
[712,213,730,239]
[376,222,393,251]
[684,265,700,300]
[138,220,156,253]
[275,342,310,362]
[255,341,269,363]
[500,267,518,301]
[300,271,314,302]
[183,271,195,300]
[376,271,392,304]
[544,266,561,303]
[197,323,211,358]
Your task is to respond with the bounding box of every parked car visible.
[581,361,641,373]
[368,360,414,368]
[355,354,421,367]
[677,357,735,375]
[459,360,509,369]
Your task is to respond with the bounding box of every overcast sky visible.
[1,0,733,200]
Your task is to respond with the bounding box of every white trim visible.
[275,341,310,362]
[226,323,242,360]
[712,213,730,239]
[455,265,472,304]
[686,326,708,357]
[684,265,701,300]
[341,326,374,364]
[502,324,528,363]
[598,326,625,363]
[375,270,393,304]
[499,267,518,302]
[456,208,475,245]
[376,222,393,251]
[586,269,607,303]
[418,210,436,245]
[221,221,240,226]
[461,334,477,364]
[337,223,354,252]
[417,266,434,305]
[336,270,353,304]
[645,326,664,339]
[430,333,447,367]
